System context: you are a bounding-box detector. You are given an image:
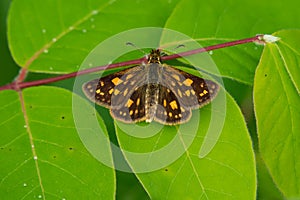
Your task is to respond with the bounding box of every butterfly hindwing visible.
[155,84,191,125]
[110,85,147,123]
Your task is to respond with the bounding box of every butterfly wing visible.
[160,64,219,109]
[110,85,147,123]
[155,84,192,125]
[82,65,147,109]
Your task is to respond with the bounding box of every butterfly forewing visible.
[83,65,147,108]
[160,65,219,108]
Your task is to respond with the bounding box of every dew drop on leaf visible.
[92,10,98,15]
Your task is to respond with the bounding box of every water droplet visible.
[38,195,42,199]
[24,125,27,128]
[108,61,112,64]
[52,38,57,42]
[82,29,87,33]
[43,49,49,53]
[88,63,93,67]
[42,29,46,33]
[92,10,98,15]
[34,156,38,160]
[209,51,213,55]
[69,26,74,30]
[91,25,95,29]
[23,183,27,187]
[49,67,53,70]
[254,46,258,50]
[62,198,66,200]
[31,144,34,148]
[90,18,94,22]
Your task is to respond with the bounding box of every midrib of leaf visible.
[176,128,208,199]
[23,0,116,69]
[270,44,299,193]
[279,40,300,56]
[18,91,45,199]
[165,156,188,197]
[277,40,300,94]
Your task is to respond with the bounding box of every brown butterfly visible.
[83,49,219,125]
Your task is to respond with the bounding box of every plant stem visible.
[162,35,263,60]
[0,35,263,91]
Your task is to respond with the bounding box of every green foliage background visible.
[1,0,300,199]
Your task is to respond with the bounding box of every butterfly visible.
[82,49,219,125]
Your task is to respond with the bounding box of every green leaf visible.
[254,30,300,198]
[116,89,256,199]
[7,0,180,73]
[4,0,300,199]
[161,0,300,84]
[0,87,115,199]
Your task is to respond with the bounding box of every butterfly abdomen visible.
[145,83,159,123]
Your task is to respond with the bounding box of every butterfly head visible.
[147,49,161,64]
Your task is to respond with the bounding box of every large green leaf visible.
[254,30,300,198]
[116,88,256,199]
[0,87,115,199]
[7,0,180,73]
[162,0,300,84]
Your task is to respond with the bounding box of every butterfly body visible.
[83,49,219,125]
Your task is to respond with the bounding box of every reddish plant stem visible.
[162,35,262,60]
[15,68,28,83]
[0,35,263,91]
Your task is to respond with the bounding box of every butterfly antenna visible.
[174,44,185,50]
[160,44,185,57]
[126,42,147,55]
